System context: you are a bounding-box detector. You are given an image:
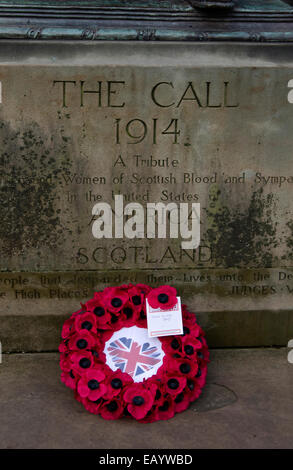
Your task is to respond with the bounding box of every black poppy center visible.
[111,314,119,323]
[167,378,179,390]
[81,321,92,331]
[94,306,105,317]
[197,351,204,359]
[175,393,184,403]
[159,401,169,412]
[88,379,99,390]
[171,339,180,350]
[111,297,122,308]
[77,339,88,349]
[132,295,141,306]
[158,293,169,304]
[132,396,145,406]
[187,380,194,391]
[123,307,133,318]
[140,310,146,319]
[155,389,162,400]
[107,401,118,412]
[111,378,123,389]
[69,370,75,379]
[183,327,190,336]
[124,407,131,416]
[184,345,194,355]
[79,357,91,369]
[196,368,202,378]
[180,363,191,374]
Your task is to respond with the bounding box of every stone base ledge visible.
[1,309,292,352]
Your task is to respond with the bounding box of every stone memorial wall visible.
[1,42,293,349]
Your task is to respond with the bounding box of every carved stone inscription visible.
[1,52,293,314]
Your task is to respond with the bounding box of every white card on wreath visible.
[146,297,183,338]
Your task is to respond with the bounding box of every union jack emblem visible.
[107,336,162,379]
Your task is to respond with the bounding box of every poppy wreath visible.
[59,284,209,422]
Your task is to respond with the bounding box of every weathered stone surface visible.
[0,42,293,348]
[0,348,292,448]
[2,309,292,352]
[191,382,237,412]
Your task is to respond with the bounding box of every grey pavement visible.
[0,348,292,449]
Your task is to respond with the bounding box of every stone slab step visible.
[0,348,292,449]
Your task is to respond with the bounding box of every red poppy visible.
[59,340,69,354]
[184,377,202,401]
[135,283,152,295]
[86,292,112,326]
[103,287,129,314]
[117,283,134,291]
[193,364,208,389]
[164,375,187,396]
[173,391,190,413]
[75,312,97,334]
[135,308,148,328]
[94,349,106,365]
[85,291,104,312]
[60,353,71,373]
[61,369,79,390]
[104,369,133,400]
[155,395,175,421]
[77,368,107,401]
[128,286,145,311]
[161,336,183,356]
[99,329,115,344]
[136,380,164,423]
[100,399,124,420]
[70,351,94,375]
[196,346,210,365]
[182,305,196,321]
[123,384,155,420]
[79,396,103,415]
[181,336,202,358]
[146,285,177,310]
[167,357,198,378]
[143,381,158,400]
[68,331,97,351]
[120,302,140,326]
[61,317,75,339]
[199,334,208,348]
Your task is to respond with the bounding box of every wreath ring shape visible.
[59,284,209,422]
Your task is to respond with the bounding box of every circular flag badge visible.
[104,326,164,382]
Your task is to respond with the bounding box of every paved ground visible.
[0,348,292,449]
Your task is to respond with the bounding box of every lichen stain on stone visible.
[203,185,278,268]
[284,220,293,261]
[0,121,72,257]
